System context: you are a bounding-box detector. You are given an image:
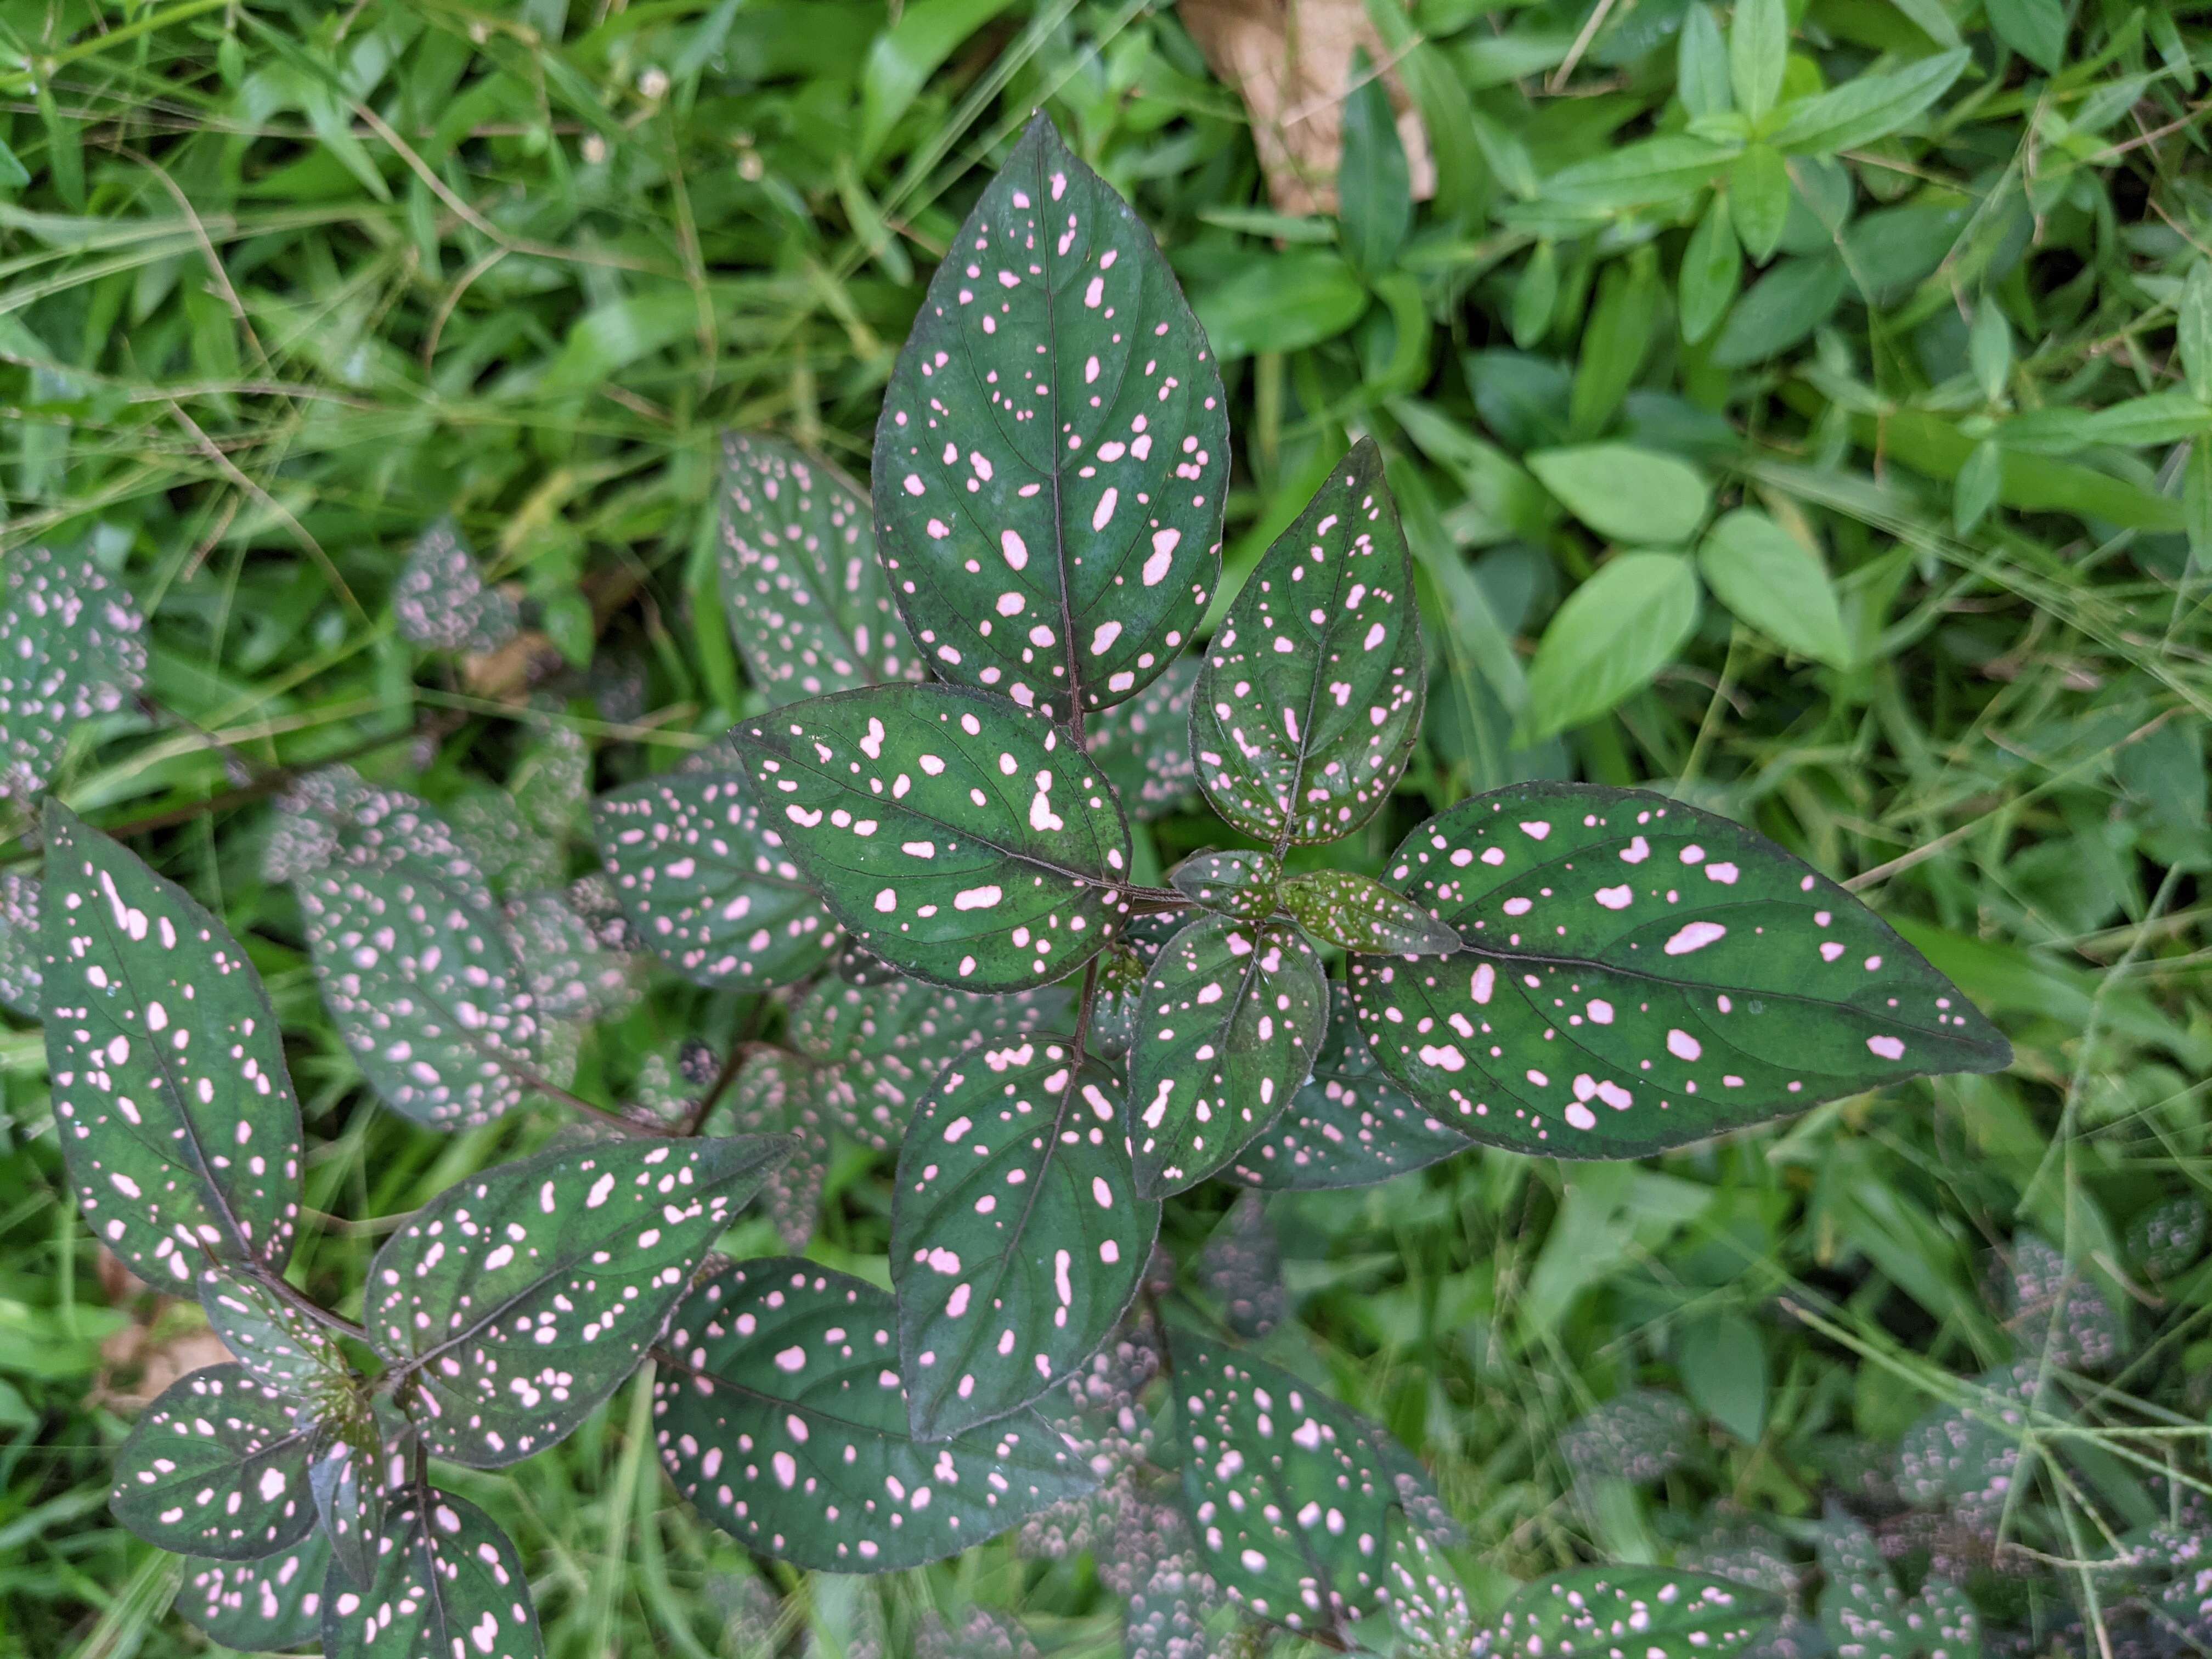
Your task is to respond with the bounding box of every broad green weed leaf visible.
[177,1533,332,1652]
[788,973,1071,1150]
[0,546,147,802]
[715,433,922,703]
[281,775,538,1129]
[1190,439,1424,847]
[1129,915,1329,1198]
[1279,871,1462,956]
[198,1266,347,1392]
[1680,196,1742,345]
[392,519,518,653]
[1678,3,1730,117]
[321,1488,544,1659]
[891,1036,1157,1438]
[43,804,303,1283]
[1195,249,1367,359]
[1339,48,1411,276]
[1526,445,1712,545]
[1674,1311,1768,1443]
[1768,49,1970,154]
[730,684,1133,992]
[0,872,40,1017]
[1697,508,1853,667]
[1085,654,1200,819]
[366,1135,790,1466]
[1729,144,1790,263]
[1348,783,2011,1157]
[872,114,1228,720]
[1519,552,1702,742]
[654,1257,1094,1570]
[1228,986,1469,1190]
[1169,850,1280,921]
[1169,1332,1393,1640]
[1544,138,1735,214]
[1729,0,1786,122]
[110,1363,315,1558]
[594,768,838,990]
[1492,1567,1781,1659]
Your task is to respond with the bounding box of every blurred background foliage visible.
[0,0,2208,1655]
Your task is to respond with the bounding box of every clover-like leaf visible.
[1086,656,1201,819]
[872,114,1228,721]
[0,872,41,1017]
[1129,915,1329,1198]
[177,1533,332,1653]
[366,1134,790,1467]
[891,1036,1158,1440]
[716,433,923,703]
[110,1363,315,1558]
[731,683,1133,992]
[392,518,519,653]
[593,768,838,990]
[789,973,1072,1150]
[198,1266,348,1392]
[1228,986,1469,1190]
[1348,783,2011,1157]
[321,1487,544,1659]
[1190,439,1423,847]
[282,775,539,1129]
[1170,850,1280,921]
[1491,1567,1781,1659]
[654,1257,1094,1571]
[1169,1331,1394,1640]
[1279,871,1462,956]
[0,545,148,802]
[43,804,303,1283]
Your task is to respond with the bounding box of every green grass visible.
[1,1,2209,1656]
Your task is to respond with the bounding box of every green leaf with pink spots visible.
[729,682,1133,992]
[1490,1566,1781,1659]
[1169,850,1280,921]
[890,1035,1157,1439]
[1279,871,1462,956]
[1347,783,2011,1158]
[1128,915,1329,1198]
[715,433,924,704]
[198,1266,349,1393]
[594,766,839,991]
[42,802,304,1287]
[365,1133,791,1468]
[177,1533,332,1651]
[320,1487,545,1659]
[1189,439,1424,848]
[0,546,147,803]
[872,114,1228,721]
[655,1257,1095,1571]
[110,1363,317,1559]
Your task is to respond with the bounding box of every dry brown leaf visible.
[1178,0,1434,217]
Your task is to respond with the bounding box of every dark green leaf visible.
[1170,850,1281,921]
[1492,1567,1781,1659]
[1190,439,1425,847]
[1955,439,2001,534]
[1696,509,1853,667]
[43,803,303,1284]
[655,1257,1093,1570]
[1519,552,1702,741]
[891,1035,1157,1438]
[873,114,1228,719]
[1675,1312,1768,1442]
[176,1533,332,1653]
[321,1488,544,1659]
[366,1135,790,1466]
[0,547,147,802]
[1349,783,2011,1156]
[1968,302,2013,402]
[1128,915,1329,1198]
[730,683,1133,992]
[1228,986,1470,1190]
[1526,445,1711,545]
[1570,253,1661,439]
[1168,1331,1394,1641]
[198,1266,347,1392]
[1711,253,1847,366]
[0,872,41,1017]
[1339,48,1412,276]
[505,889,642,1022]
[594,767,839,990]
[1768,49,1971,155]
[1084,654,1200,819]
[1729,144,1791,263]
[110,1363,315,1558]
[715,433,922,704]
[1279,871,1463,956]
[1195,1190,1284,1339]
[392,519,518,653]
[1196,250,1369,359]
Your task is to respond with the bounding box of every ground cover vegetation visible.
[0,2,2206,1657]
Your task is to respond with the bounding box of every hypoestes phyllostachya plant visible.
[16,114,2008,1659]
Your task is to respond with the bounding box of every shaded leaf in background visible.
[0,546,147,803]
[1560,1387,1698,1486]
[2130,1197,2207,1281]
[1084,654,1200,819]
[1674,1313,1768,1443]
[1350,783,2011,1156]
[655,1257,1093,1571]
[43,804,303,1283]
[176,1532,332,1653]
[872,115,1227,721]
[1491,1567,1780,1659]
[705,1051,829,1251]
[110,1363,314,1558]
[1195,249,1369,359]
[1339,47,1410,276]
[1194,1191,1285,1338]
[1815,1510,1908,1659]
[320,1488,544,1659]
[0,871,40,1017]
[391,519,518,654]
[1519,552,1702,742]
[1697,509,1853,668]
[1526,445,1712,546]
